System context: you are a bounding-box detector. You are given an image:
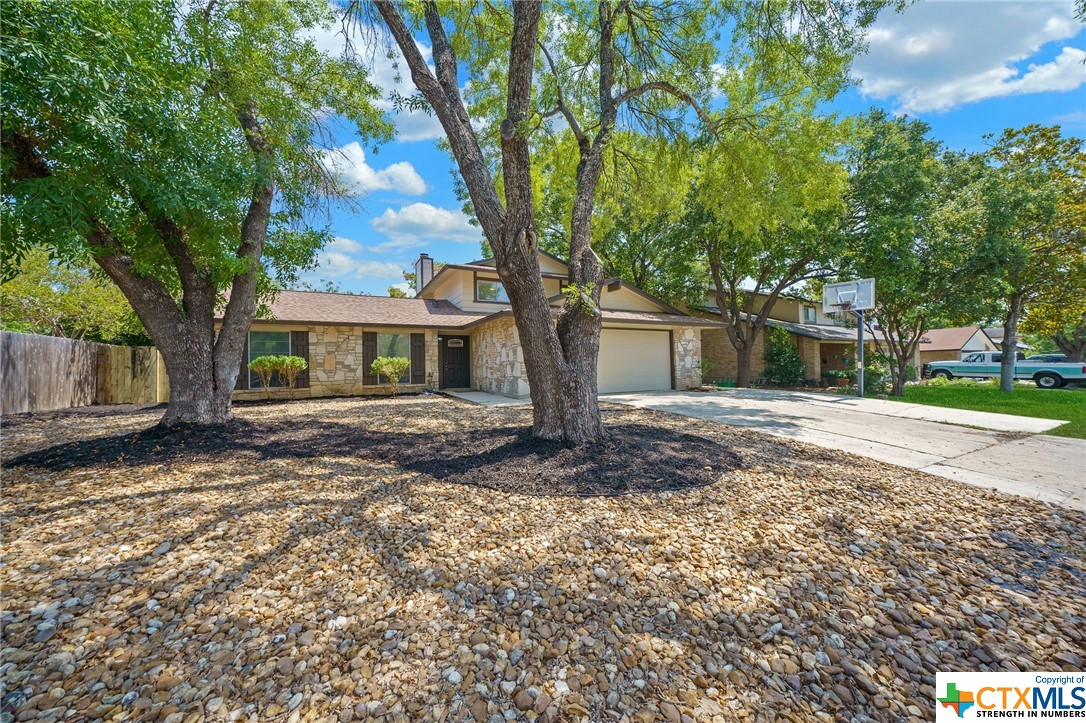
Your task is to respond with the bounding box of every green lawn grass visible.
[891,384,1086,439]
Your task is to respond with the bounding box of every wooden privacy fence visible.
[1,331,169,415]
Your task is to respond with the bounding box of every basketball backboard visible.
[822,278,875,314]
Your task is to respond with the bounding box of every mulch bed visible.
[5,399,740,497]
[358,422,739,496]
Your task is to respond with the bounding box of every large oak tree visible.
[836,111,1002,396]
[678,110,849,387]
[981,126,1086,391]
[360,0,895,443]
[2,0,389,425]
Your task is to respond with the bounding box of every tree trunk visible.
[891,355,908,396]
[735,344,754,387]
[1053,332,1085,362]
[156,321,232,425]
[495,233,604,443]
[1000,293,1024,393]
[374,0,607,444]
[1052,311,1086,361]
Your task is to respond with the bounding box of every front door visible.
[439,336,470,389]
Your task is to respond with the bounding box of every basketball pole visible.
[854,310,865,398]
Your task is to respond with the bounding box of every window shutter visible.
[410,333,425,384]
[291,330,310,389]
[235,335,249,390]
[362,331,377,384]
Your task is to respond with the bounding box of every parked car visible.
[1025,353,1069,363]
[922,351,1086,389]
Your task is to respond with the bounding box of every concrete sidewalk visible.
[443,390,531,408]
[605,389,1084,509]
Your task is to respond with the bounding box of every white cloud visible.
[305,20,446,142]
[314,252,405,280]
[308,235,407,282]
[1051,109,1086,126]
[371,203,483,245]
[853,1,1085,114]
[321,141,427,195]
[326,236,364,254]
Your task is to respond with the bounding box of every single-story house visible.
[866,325,998,371]
[690,292,857,383]
[916,326,998,366]
[224,250,724,400]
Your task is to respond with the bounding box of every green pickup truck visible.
[923,351,1086,389]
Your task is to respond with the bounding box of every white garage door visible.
[597,329,672,394]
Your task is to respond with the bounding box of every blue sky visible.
[301,1,1086,296]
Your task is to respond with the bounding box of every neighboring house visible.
[691,292,857,383]
[223,250,722,400]
[868,325,998,370]
[916,326,998,366]
[983,326,1030,353]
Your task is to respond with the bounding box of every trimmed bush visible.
[247,354,309,399]
[248,355,279,398]
[371,356,411,396]
[277,355,308,399]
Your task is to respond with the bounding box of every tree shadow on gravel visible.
[5,415,743,498]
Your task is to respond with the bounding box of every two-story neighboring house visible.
[225,250,722,400]
[692,291,857,383]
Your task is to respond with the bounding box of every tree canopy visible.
[835,110,1000,395]
[979,125,1086,390]
[2,0,389,289]
[2,0,390,423]
[0,247,148,345]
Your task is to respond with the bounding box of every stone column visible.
[672,327,703,390]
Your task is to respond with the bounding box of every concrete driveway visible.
[605,389,1085,509]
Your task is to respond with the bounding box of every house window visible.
[803,306,817,323]
[376,333,411,383]
[476,278,509,303]
[249,330,290,387]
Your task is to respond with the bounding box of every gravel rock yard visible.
[2,395,1084,723]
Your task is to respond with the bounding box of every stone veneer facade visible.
[231,319,704,401]
[232,325,440,401]
[471,318,529,398]
[671,326,702,390]
[471,318,702,399]
[797,336,822,381]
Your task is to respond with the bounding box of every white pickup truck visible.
[923,351,1086,389]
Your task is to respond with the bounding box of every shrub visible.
[248,355,279,398]
[277,355,308,399]
[863,364,891,395]
[698,358,717,385]
[763,327,807,386]
[371,356,411,395]
[925,376,999,388]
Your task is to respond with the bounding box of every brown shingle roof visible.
[221,290,717,330]
[599,310,726,327]
[919,326,986,351]
[460,308,725,329]
[241,290,490,328]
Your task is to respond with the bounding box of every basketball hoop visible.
[821,279,876,398]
